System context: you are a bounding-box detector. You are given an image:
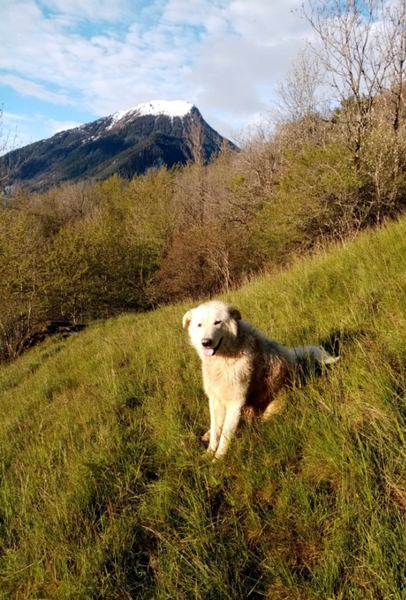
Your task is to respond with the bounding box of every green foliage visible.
[0,170,178,358]
[0,206,47,360]
[361,126,406,221]
[1,217,406,597]
[257,143,363,256]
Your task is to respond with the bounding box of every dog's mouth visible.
[203,337,223,357]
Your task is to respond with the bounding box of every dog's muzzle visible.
[202,337,223,357]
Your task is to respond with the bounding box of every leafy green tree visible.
[0,207,46,360]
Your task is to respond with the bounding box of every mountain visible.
[3,101,235,191]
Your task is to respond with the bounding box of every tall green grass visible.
[1,217,406,598]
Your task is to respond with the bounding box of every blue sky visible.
[0,0,313,148]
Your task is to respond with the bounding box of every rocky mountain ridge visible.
[3,100,235,191]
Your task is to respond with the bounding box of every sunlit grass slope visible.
[2,217,406,599]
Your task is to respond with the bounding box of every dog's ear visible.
[182,310,193,330]
[227,305,242,321]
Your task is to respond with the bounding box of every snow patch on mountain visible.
[108,100,194,129]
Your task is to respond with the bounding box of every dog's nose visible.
[201,338,213,347]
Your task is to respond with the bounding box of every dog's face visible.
[183,301,241,358]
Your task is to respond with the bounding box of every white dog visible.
[183,300,339,459]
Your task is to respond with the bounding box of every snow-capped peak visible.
[108,100,195,129]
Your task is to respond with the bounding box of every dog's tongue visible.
[203,347,215,357]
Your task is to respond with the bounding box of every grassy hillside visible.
[1,216,406,599]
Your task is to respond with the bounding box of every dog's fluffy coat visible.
[183,300,338,458]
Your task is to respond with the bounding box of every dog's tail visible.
[290,345,340,365]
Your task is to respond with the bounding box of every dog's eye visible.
[197,323,202,328]
[214,320,221,325]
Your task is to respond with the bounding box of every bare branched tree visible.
[275,43,329,122]
[0,105,28,194]
[272,45,332,151]
[301,0,389,164]
[377,0,406,134]
[186,115,205,167]
[181,116,208,224]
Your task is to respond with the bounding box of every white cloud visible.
[38,0,133,22]
[1,110,83,148]
[0,75,73,106]
[0,0,313,142]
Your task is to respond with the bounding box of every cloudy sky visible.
[0,0,313,148]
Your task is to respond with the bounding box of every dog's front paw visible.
[200,430,210,446]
